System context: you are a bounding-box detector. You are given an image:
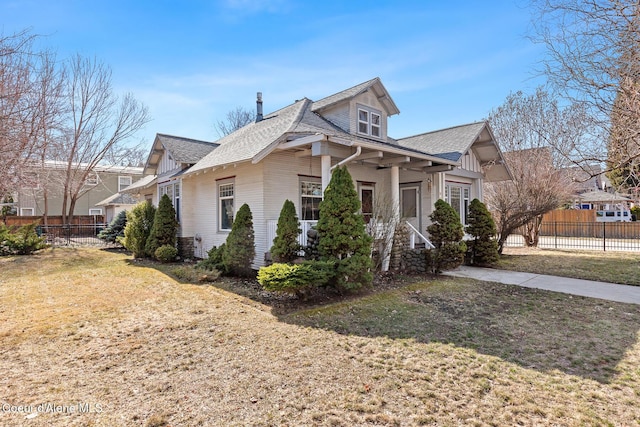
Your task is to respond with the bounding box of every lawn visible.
[498,247,640,286]
[1,248,639,426]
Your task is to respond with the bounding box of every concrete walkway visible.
[443,265,640,305]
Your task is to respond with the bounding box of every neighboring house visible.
[128,78,510,266]
[562,164,609,194]
[15,161,144,219]
[95,192,143,224]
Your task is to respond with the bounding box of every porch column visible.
[391,166,400,212]
[321,155,332,194]
[382,165,400,271]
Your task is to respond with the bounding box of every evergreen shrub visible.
[270,199,302,263]
[120,201,156,258]
[222,203,255,277]
[465,198,499,266]
[426,199,466,273]
[316,166,373,292]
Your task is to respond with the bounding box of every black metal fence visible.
[36,224,108,247]
[505,221,640,252]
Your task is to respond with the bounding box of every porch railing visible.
[266,220,317,251]
[404,221,435,249]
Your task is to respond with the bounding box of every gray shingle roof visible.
[396,122,487,162]
[189,99,311,173]
[311,77,400,116]
[120,174,157,193]
[156,134,219,164]
[96,192,140,206]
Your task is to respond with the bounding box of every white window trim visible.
[300,178,322,221]
[358,183,375,223]
[159,181,181,222]
[118,176,132,192]
[89,208,102,216]
[445,182,471,225]
[218,180,235,232]
[357,106,383,139]
[20,207,35,216]
[84,172,99,186]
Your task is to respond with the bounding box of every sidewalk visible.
[443,265,640,305]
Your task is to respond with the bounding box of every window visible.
[371,112,381,137]
[358,109,369,134]
[20,208,35,216]
[174,183,180,223]
[89,208,102,216]
[357,106,382,138]
[159,182,181,222]
[84,172,99,186]
[219,181,234,231]
[359,183,375,224]
[118,176,132,192]
[445,183,471,225]
[300,180,322,220]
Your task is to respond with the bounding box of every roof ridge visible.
[284,99,314,133]
[396,121,486,140]
[157,133,217,145]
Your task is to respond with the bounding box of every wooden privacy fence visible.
[538,221,640,240]
[2,215,105,227]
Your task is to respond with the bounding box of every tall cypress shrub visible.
[270,199,301,263]
[426,199,466,273]
[146,194,178,258]
[223,203,255,277]
[465,198,499,266]
[316,165,373,291]
[120,201,156,258]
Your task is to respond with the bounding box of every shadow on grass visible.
[279,277,640,384]
[117,255,640,384]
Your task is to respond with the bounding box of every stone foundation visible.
[177,236,194,260]
[401,248,429,274]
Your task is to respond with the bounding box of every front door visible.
[401,185,420,230]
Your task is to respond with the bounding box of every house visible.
[129,78,510,266]
[15,161,144,220]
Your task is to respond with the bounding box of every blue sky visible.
[1,0,545,148]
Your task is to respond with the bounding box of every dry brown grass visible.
[1,248,639,426]
[498,247,640,286]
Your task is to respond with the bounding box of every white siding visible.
[350,92,388,141]
[158,151,179,175]
[459,150,481,173]
[319,104,350,133]
[181,162,265,266]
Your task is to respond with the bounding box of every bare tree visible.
[0,30,40,200]
[214,106,255,137]
[486,89,581,252]
[54,54,150,223]
[530,0,640,192]
[366,191,399,271]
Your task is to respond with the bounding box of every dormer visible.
[311,77,400,142]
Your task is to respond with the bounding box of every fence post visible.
[603,222,606,252]
[554,222,558,249]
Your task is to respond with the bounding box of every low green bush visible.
[0,223,48,256]
[196,244,229,274]
[154,244,178,263]
[257,261,335,298]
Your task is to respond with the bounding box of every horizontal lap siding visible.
[263,153,325,266]
[236,163,265,269]
[181,162,264,265]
